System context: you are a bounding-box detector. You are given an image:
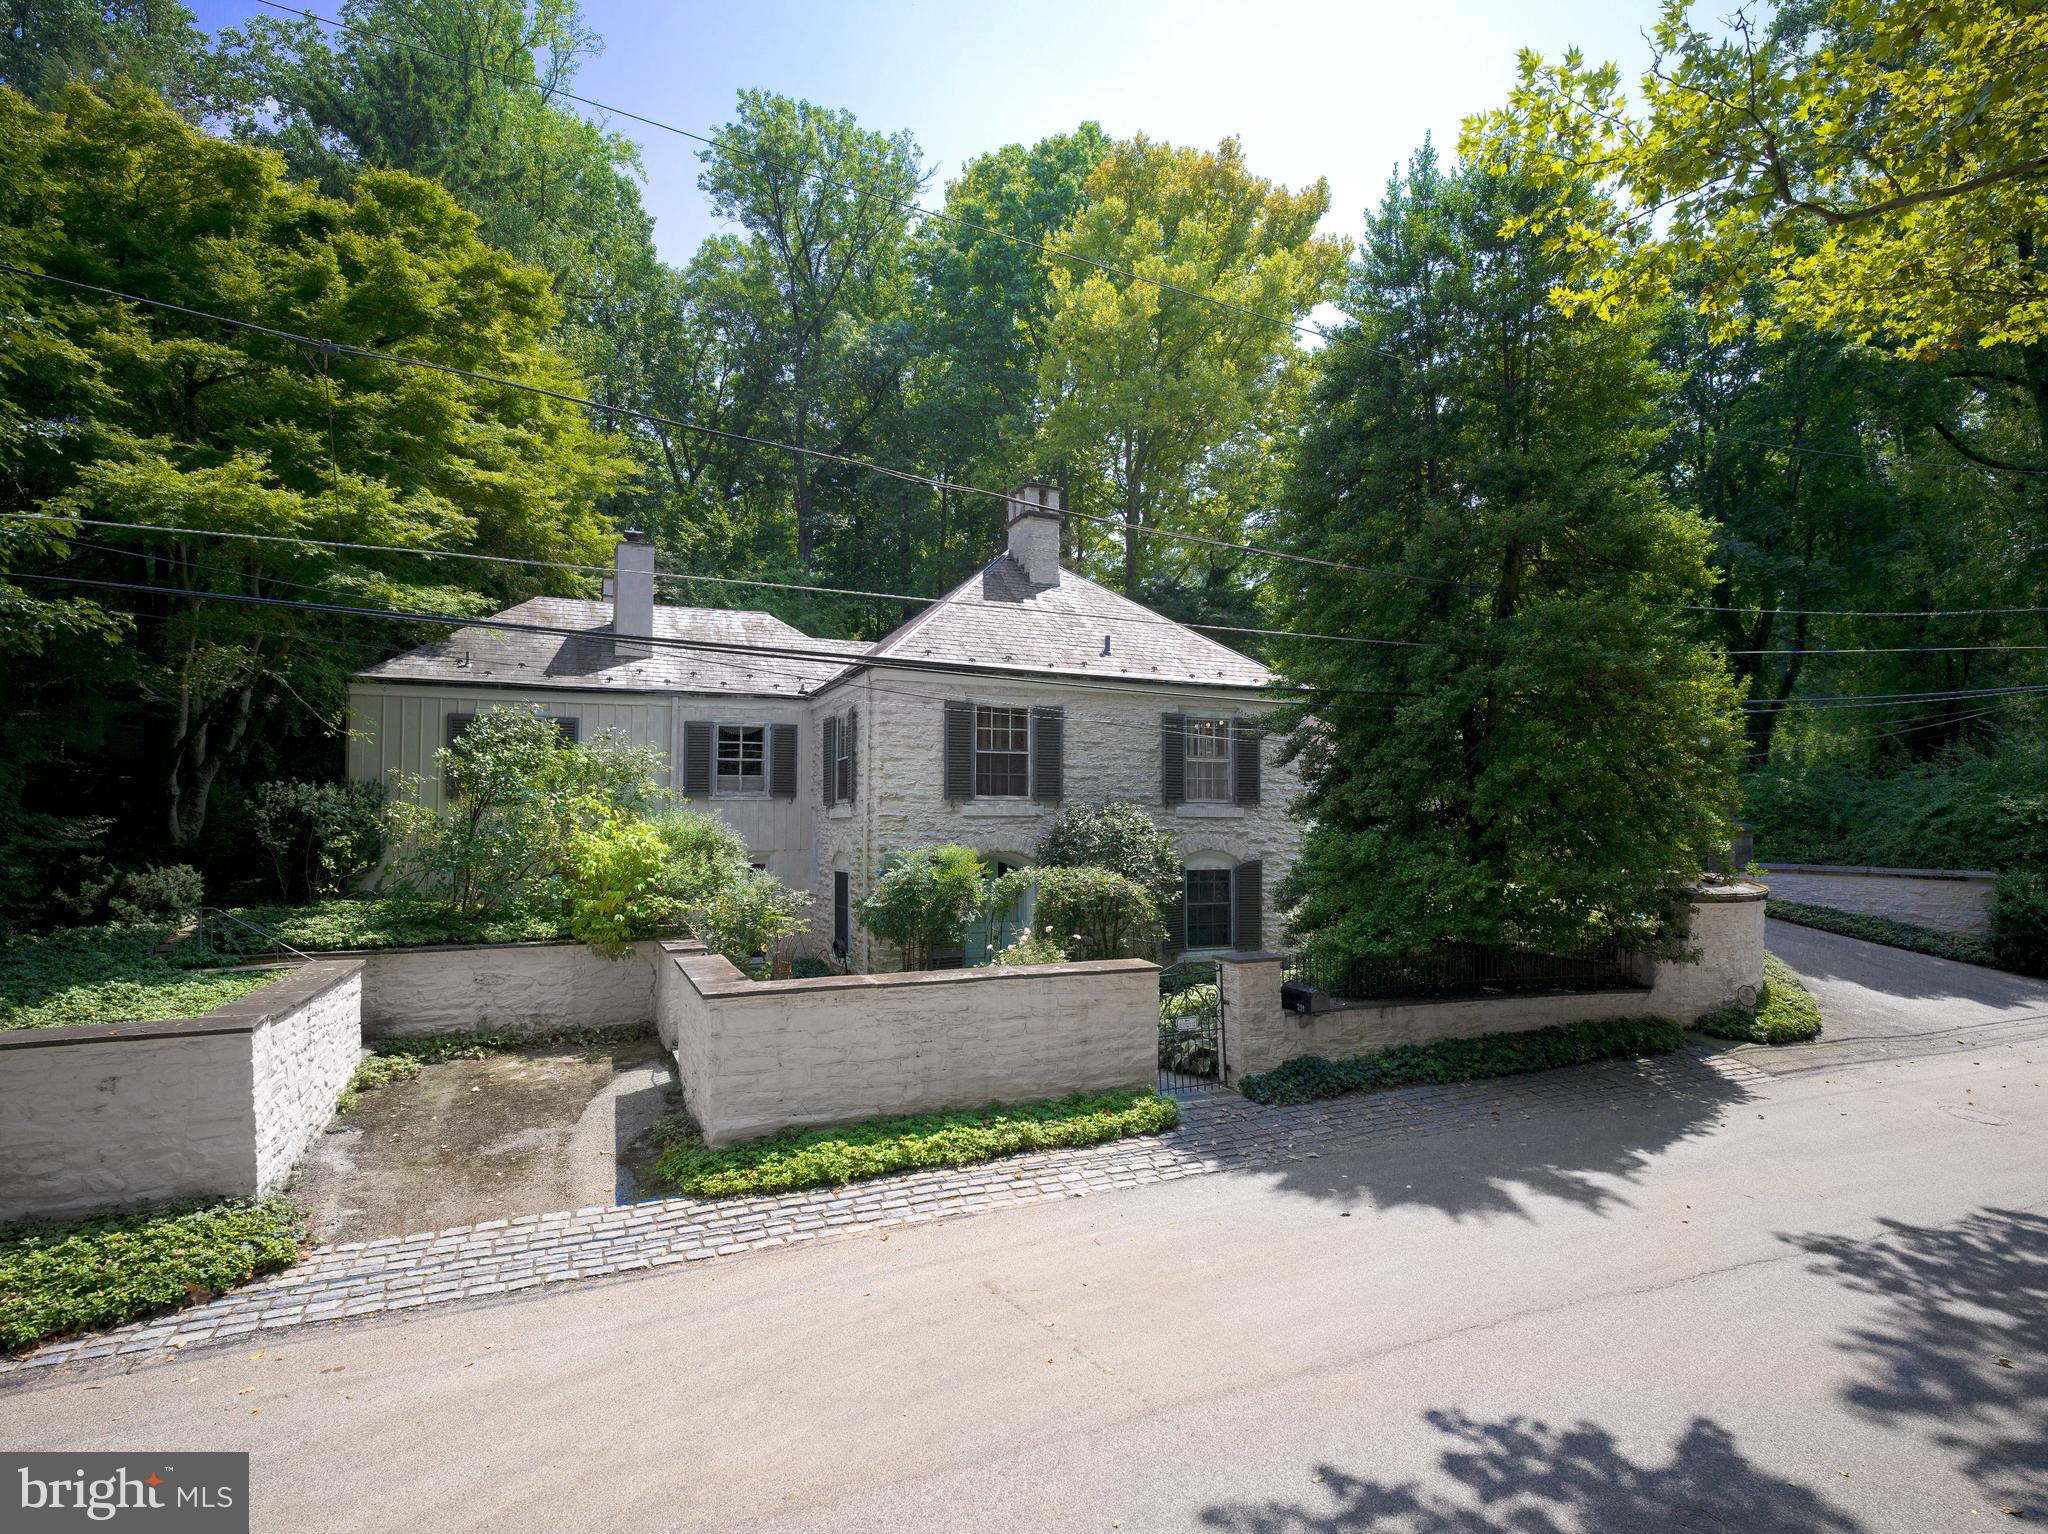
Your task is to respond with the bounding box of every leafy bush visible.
[1990,871,2048,977]
[1035,801,1181,909]
[988,928,1069,966]
[1693,953,1823,1044]
[1,925,282,1031]
[0,1198,304,1351]
[564,809,751,958]
[106,864,204,925]
[384,707,664,917]
[250,779,387,901]
[688,867,813,974]
[199,897,570,954]
[1744,742,2048,871]
[1030,865,1159,960]
[652,1090,1182,1197]
[1238,1016,1684,1105]
[1766,898,2011,970]
[855,844,988,970]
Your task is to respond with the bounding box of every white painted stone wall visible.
[810,666,1304,970]
[1761,864,1997,939]
[352,940,657,1037]
[1217,885,1768,1081]
[0,961,364,1221]
[661,949,1159,1145]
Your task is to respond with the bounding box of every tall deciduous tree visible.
[1035,135,1343,597]
[1270,146,1743,966]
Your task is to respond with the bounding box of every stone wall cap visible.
[0,958,363,1050]
[1761,862,1997,882]
[1688,880,1770,902]
[671,951,1159,1000]
[1215,950,1287,964]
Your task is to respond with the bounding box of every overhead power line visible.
[248,0,1334,346]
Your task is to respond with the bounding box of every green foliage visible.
[0,925,281,1030]
[1765,899,2011,972]
[207,898,569,954]
[564,808,750,958]
[1745,744,2048,871]
[1028,865,1159,961]
[855,844,988,971]
[1238,1016,1684,1105]
[336,1051,421,1113]
[105,864,203,925]
[1157,982,1220,1077]
[652,1090,1181,1198]
[250,780,387,902]
[1693,953,1823,1044]
[1269,146,1743,972]
[0,1197,303,1351]
[686,867,812,974]
[988,929,1069,967]
[1990,873,2048,978]
[1034,800,1181,909]
[385,707,664,917]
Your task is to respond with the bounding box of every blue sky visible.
[188,0,1663,267]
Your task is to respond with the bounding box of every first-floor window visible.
[974,705,1030,798]
[1184,866,1234,950]
[1184,716,1232,802]
[716,724,766,796]
[833,870,851,955]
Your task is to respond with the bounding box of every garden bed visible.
[1693,953,1823,1045]
[0,924,286,1031]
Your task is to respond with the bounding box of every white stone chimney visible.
[613,529,654,658]
[1005,482,1063,587]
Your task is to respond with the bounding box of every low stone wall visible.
[0,961,363,1221]
[1217,884,1767,1083]
[1761,864,1996,939]
[342,940,658,1037]
[659,943,1159,1145]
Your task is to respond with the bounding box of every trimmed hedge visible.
[1238,1015,1684,1106]
[1693,953,1823,1044]
[653,1090,1182,1197]
[1766,898,2011,970]
[206,898,571,954]
[1,925,283,1031]
[1,1198,304,1352]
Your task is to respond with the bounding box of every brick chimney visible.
[1005,483,1062,587]
[613,529,654,658]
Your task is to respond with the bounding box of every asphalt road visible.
[6,925,2045,1533]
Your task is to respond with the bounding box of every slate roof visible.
[863,555,1274,689]
[353,597,863,698]
[354,559,1273,696]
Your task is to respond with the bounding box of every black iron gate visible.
[1158,960,1225,1093]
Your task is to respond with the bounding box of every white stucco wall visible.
[810,666,1304,969]
[351,940,658,1037]
[1216,886,1768,1082]
[0,961,364,1222]
[661,948,1159,1145]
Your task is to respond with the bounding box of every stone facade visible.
[658,942,1159,1145]
[0,961,363,1221]
[349,940,658,1037]
[1215,884,1767,1082]
[1761,864,1997,939]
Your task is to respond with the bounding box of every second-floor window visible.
[716,724,766,797]
[975,705,1030,797]
[1184,717,1232,802]
[834,716,853,803]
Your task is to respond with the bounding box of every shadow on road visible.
[1785,1207,2048,1513]
[1255,1051,1752,1222]
[1198,1412,1864,1533]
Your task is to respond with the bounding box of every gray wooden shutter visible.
[943,701,975,801]
[1232,720,1261,805]
[821,715,838,805]
[1233,860,1263,951]
[1161,712,1186,805]
[846,708,859,801]
[682,720,712,798]
[1164,877,1187,954]
[1030,705,1064,804]
[769,722,798,799]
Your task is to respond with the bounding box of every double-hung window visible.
[715,724,767,797]
[974,705,1030,798]
[1183,867,1234,950]
[1183,717,1232,803]
[833,717,853,804]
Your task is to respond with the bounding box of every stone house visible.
[347,485,1302,969]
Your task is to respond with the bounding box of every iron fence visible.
[1283,937,1645,1004]
[1157,959,1223,1091]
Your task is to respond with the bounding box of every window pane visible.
[716,725,766,793]
[974,705,1029,797]
[1185,868,1233,949]
[1184,718,1231,802]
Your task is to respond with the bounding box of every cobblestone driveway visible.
[3,1046,1765,1378]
